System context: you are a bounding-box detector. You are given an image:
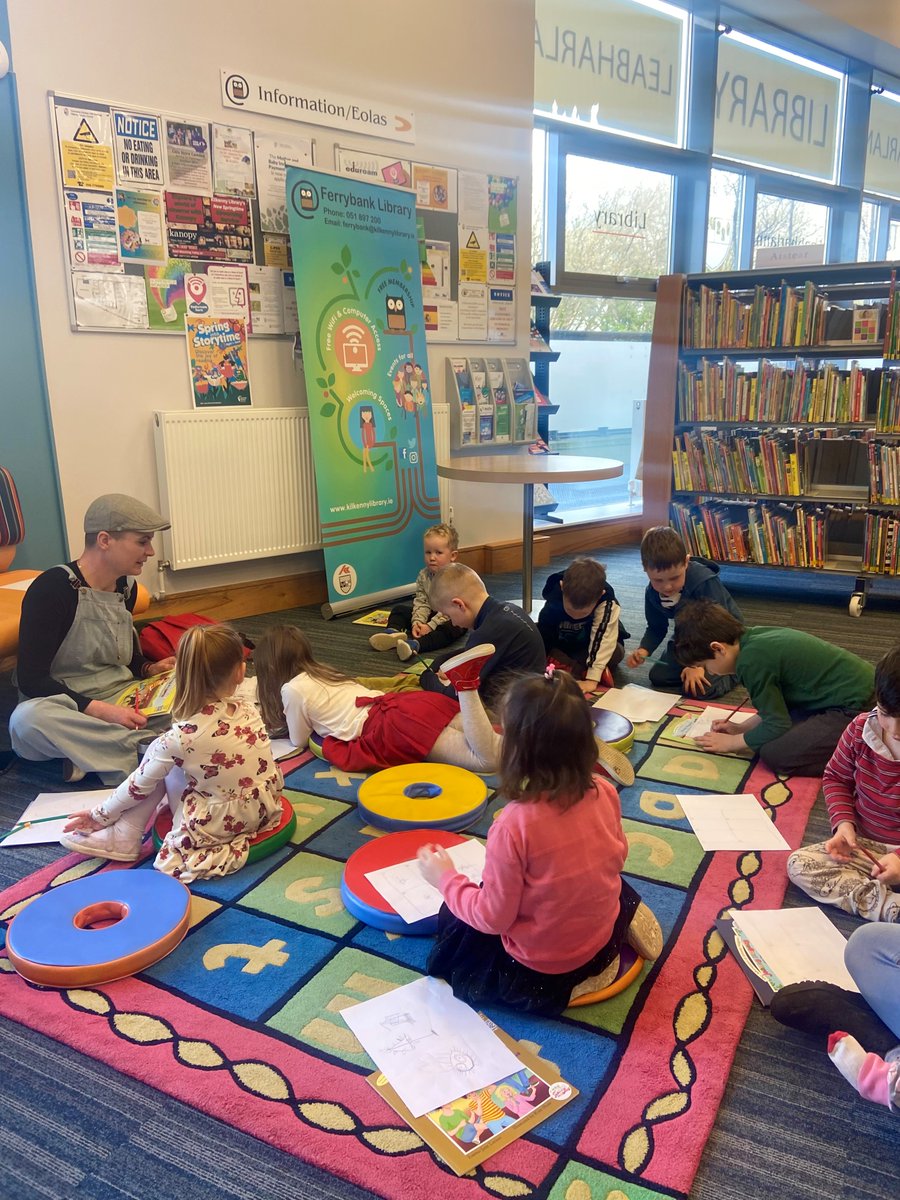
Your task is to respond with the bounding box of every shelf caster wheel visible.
[849,593,865,618]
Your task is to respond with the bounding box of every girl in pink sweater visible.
[418,670,662,1015]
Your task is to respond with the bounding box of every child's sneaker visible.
[625,902,663,961]
[59,823,143,863]
[396,638,420,662]
[440,644,496,692]
[369,630,407,652]
[594,739,635,787]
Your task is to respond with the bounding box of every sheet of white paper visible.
[730,907,859,993]
[341,975,523,1117]
[592,684,680,724]
[364,840,487,924]
[676,793,790,851]
[1,790,110,847]
[0,578,35,591]
[269,738,301,761]
[670,705,738,739]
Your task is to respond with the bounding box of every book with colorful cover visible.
[367,1020,576,1175]
[112,669,177,716]
[352,609,392,627]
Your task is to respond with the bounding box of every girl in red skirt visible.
[254,626,501,773]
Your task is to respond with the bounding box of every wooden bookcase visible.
[643,263,900,615]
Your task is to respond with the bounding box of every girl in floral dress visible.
[61,625,282,882]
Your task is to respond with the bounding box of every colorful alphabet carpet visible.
[0,703,819,1200]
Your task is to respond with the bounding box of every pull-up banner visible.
[286,167,441,616]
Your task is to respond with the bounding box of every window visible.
[706,168,744,271]
[753,193,828,267]
[858,201,879,262]
[889,219,900,260]
[563,155,673,278]
[541,297,652,521]
[532,128,547,266]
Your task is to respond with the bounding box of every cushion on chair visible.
[0,468,25,549]
[0,468,25,573]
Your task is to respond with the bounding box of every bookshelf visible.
[530,261,561,445]
[643,263,900,615]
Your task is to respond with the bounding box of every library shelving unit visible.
[530,260,562,520]
[530,260,561,445]
[643,262,900,616]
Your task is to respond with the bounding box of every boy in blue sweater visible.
[625,526,742,698]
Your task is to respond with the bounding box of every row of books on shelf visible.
[671,499,900,575]
[886,271,900,360]
[676,358,886,425]
[870,443,900,505]
[876,367,900,433]
[681,280,892,351]
[863,512,900,574]
[672,429,878,499]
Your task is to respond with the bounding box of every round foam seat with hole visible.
[590,709,635,755]
[566,944,644,1008]
[341,828,469,934]
[357,762,488,831]
[6,870,191,987]
[152,793,297,861]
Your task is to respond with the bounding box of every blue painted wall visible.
[0,2,66,567]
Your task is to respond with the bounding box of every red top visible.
[439,774,629,974]
[822,712,900,847]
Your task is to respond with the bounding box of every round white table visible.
[436,453,624,612]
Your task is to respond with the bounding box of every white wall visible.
[8,0,534,595]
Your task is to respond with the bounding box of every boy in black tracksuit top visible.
[537,557,628,693]
[420,564,545,712]
[625,526,742,699]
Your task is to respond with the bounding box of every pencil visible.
[856,843,883,869]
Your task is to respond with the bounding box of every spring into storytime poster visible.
[286,167,441,610]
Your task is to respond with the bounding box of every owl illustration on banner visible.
[386,295,407,331]
[299,187,315,210]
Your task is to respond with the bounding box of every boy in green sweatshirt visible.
[673,600,875,776]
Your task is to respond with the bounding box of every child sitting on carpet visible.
[536,556,627,693]
[625,526,742,699]
[368,522,465,662]
[419,563,546,712]
[786,644,900,922]
[769,924,900,1114]
[254,626,502,774]
[60,625,283,882]
[417,670,662,1016]
[672,600,875,777]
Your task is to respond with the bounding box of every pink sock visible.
[828,1031,894,1109]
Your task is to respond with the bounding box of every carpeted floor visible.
[1,546,898,1199]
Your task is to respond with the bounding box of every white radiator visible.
[153,408,322,570]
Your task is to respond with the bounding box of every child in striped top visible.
[787,645,900,922]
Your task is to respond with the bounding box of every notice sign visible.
[186,316,251,407]
[55,97,115,191]
[221,67,416,143]
[112,110,163,186]
[165,192,253,263]
[64,190,120,270]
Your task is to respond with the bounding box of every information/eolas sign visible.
[865,93,900,200]
[534,0,686,145]
[714,35,842,182]
[221,68,415,144]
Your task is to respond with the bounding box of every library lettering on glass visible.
[654,265,900,616]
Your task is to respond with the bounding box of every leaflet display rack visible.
[447,357,535,449]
